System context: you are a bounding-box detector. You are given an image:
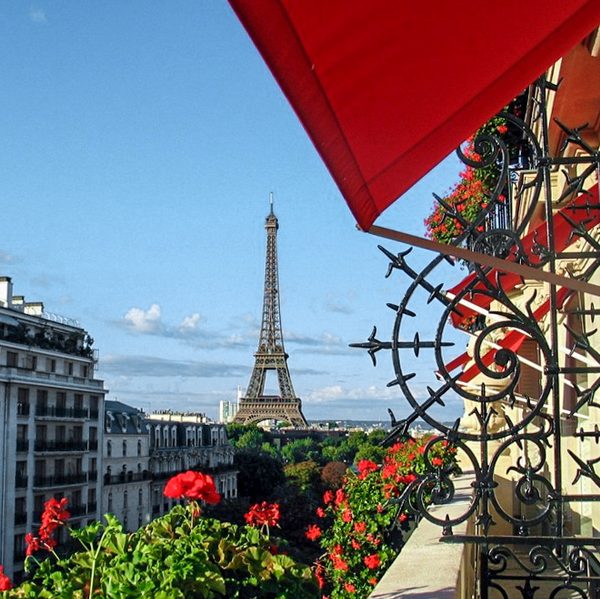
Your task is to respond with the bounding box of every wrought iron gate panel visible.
[352,78,600,598]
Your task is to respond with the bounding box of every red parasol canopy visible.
[229,0,600,230]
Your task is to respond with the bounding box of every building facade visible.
[102,400,151,532]
[148,411,237,518]
[0,277,106,580]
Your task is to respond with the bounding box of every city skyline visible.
[1,3,467,421]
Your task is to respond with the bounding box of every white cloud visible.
[179,312,201,332]
[123,303,162,333]
[29,7,47,23]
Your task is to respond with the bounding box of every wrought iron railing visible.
[352,77,600,598]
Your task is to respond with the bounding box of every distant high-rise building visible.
[219,395,239,423]
[0,277,107,581]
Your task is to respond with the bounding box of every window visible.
[7,351,18,367]
[138,488,143,506]
[17,388,29,415]
[56,392,66,412]
[122,440,127,457]
[55,425,66,442]
[67,362,73,375]
[123,490,128,509]
[74,394,83,411]
[54,459,65,478]
[25,355,37,370]
[14,534,26,561]
[81,364,89,378]
[107,440,112,457]
[35,424,47,442]
[37,389,48,410]
[89,396,99,417]
[47,358,56,373]
[137,439,142,456]
[107,492,113,512]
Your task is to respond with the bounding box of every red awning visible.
[446,187,600,328]
[229,1,600,230]
[445,288,571,384]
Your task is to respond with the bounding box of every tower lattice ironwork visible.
[234,200,308,427]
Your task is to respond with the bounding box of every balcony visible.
[0,364,105,390]
[369,473,473,599]
[35,405,88,419]
[34,440,87,452]
[33,473,87,488]
[69,503,88,518]
[151,469,181,481]
[16,439,29,452]
[16,404,30,417]
[104,470,151,485]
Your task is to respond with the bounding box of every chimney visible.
[24,302,44,316]
[0,277,13,308]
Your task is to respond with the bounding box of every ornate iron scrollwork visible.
[352,78,600,598]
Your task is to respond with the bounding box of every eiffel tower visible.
[234,197,308,427]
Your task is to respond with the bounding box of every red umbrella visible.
[229,0,600,295]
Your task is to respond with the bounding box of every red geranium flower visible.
[244,501,280,527]
[305,524,322,541]
[364,553,381,570]
[323,490,334,504]
[344,582,356,593]
[330,555,348,572]
[0,566,12,591]
[26,496,71,553]
[354,521,366,534]
[163,471,221,504]
[357,459,378,478]
[334,488,346,506]
[431,456,444,467]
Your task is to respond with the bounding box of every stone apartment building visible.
[148,411,237,518]
[102,400,151,532]
[102,406,238,525]
[0,277,106,580]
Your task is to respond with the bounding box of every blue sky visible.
[0,2,468,421]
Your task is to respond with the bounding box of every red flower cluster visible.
[26,497,70,557]
[244,501,280,528]
[357,459,378,479]
[305,524,321,541]
[0,565,12,591]
[163,471,221,504]
[363,553,381,570]
[424,116,509,247]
